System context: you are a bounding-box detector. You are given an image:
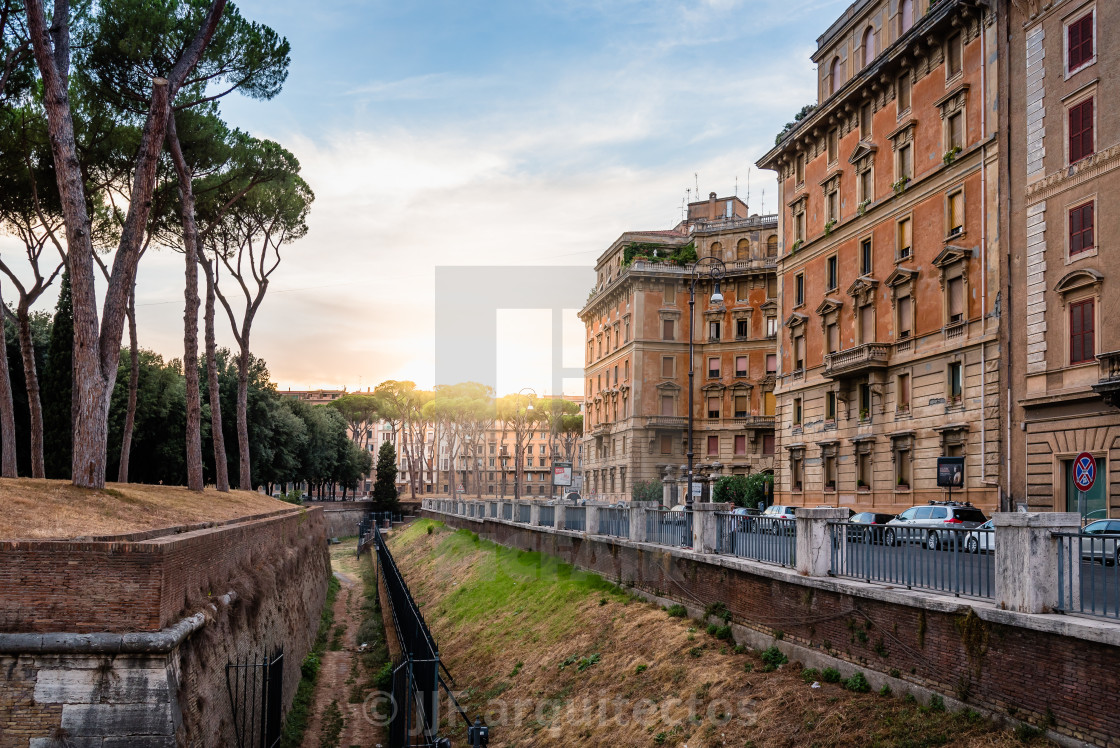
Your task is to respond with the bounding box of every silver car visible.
[1077,520,1120,565]
[964,519,995,554]
[884,503,988,550]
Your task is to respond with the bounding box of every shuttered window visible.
[734,435,746,455]
[1070,202,1095,255]
[898,217,912,258]
[827,322,840,353]
[948,276,965,322]
[1069,98,1094,164]
[707,435,719,455]
[735,356,747,376]
[948,111,964,150]
[734,395,748,418]
[1070,298,1095,364]
[662,356,674,377]
[662,319,675,340]
[763,391,775,416]
[708,357,720,377]
[948,190,964,235]
[1068,12,1094,72]
[707,396,720,418]
[898,295,912,338]
[661,395,674,416]
[860,304,875,343]
[794,335,805,369]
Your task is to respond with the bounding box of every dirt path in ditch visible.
[300,555,386,748]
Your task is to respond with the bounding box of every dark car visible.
[845,512,897,543]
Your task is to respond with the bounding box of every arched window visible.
[900,0,914,35]
[736,238,751,260]
[830,56,842,95]
[766,236,778,257]
[863,27,876,67]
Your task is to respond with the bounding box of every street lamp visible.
[687,256,727,508]
[513,387,537,501]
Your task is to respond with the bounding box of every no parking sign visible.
[1074,452,1096,492]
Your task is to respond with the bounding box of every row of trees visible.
[326,383,583,501]
[0,0,311,491]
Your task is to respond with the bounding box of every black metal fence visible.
[374,525,441,746]
[564,506,586,532]
[598,507,629,538]
[715,513,796,567]
[646,509,692,548]
[1056,530,1120,619]
[828,523,995,599]
[225,649,284,748]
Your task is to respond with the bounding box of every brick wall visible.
[425,510,1120,747]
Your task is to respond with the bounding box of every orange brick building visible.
[757,0,1002,513]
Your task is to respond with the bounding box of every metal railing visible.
[1056,531,1120,619]
[598,507,630,538]
[647,509,692,548]
[539,505,555,527]
[564,506,586,532]
[715,513,795,567]
[502,502,513,520]
[828,523,994,599]
[516,503,530,524]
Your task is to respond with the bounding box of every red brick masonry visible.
[0,507,316,633]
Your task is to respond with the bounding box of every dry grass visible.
[0,478,294,539]
[388,520,1053,748]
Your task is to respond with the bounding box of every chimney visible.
[708,192,717,220]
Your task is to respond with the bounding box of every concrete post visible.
[692,502,731,554]
[994,512,1082,614]
[629,501,658,543]
[554,504,566,531]
[529,502,541,527]
[796,507,849,577]
[585,504,601,535]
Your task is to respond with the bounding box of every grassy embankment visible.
[387,519,1051,748]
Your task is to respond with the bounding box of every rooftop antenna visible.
[746,168,752,213]
[761,187,766,215]
[734,175,738,196]
[694,172,699,197]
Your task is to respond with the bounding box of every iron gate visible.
[225,649,284,748]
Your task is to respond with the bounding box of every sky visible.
[6,0,852,395]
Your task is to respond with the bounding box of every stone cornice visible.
[1025,143,1120,204]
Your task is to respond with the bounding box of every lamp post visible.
[687,256,727,508]
[513,387,536,501]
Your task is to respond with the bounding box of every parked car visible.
[758,504,799,534]
[964,519,995,554]
[845,512,897,543]
[884,501,988,549]
[1077,520,1120,565]
[728,505,761,532]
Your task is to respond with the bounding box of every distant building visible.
[580,194,779,504]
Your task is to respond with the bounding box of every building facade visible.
[580,195,779,504]
[1004,0,1120,516]
[757,0,1003,514]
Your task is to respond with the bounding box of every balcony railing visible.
[1092,351,1120,408]
[943,320,966,340]
[646,416,687,429]
[824,343,892,378]
[730,415,776,428]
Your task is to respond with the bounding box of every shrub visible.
[929,694,946,712]
[844,672,871,693]
[374,661,393,691]
[879,684,892,697]
[635,664,648,674]
[704,601,732,623]
[801,668,820,684]
[666,604,687,618]
[713,625,733,641]
[301,652,321,680]
[821,667,841,683]
[759,646,788,670]
[632,479,663,502]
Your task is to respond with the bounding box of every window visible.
[624,360,630,381]
[1070,298,1095,364]
[795,153,805,184]
[1069,98,1094,164]
[793,203,806,242]
[826,321,839,354]
[857,451,871,488]
[664,284,676,303]
[793,397,803,426]
[859,383,871,419]
[948,361,963,402]
[860,238,873,275]
[1068,11,1094,73]
[767,235,779,257]
[947,111,964,152]
[897,142,913,182]
[707,396,720,418]
[736,238,750,260]
[860,303,875,343]
[899,0,913,35]
[897,295,912,339]
[947,276,964,323]
[948,190,964,236]
[709,320,721,341]
[736,319,749,338]
[896,447,911,488]
[827,185,840,222]
[660,434,673,455]
[897,71,911,113]
[824,453,837,489]
[827,255,838,290]
[862,26,876,67]
[859,167,873,204]
[734,435,746,455]
[766,316,778,337]
[897,217,912,259]
[946,32,962,78]
[734,395,748,418]
[662,356,674,378]
[708,357,720,378]
[860,100,873,138]
[766,353,777,374]
[735,356,748,377]
[898,372,910,411]
[826,391,837,421]
[794,333,806,371]
[660,395,674,416]
[1070,202,1095,256]
[662,319,675,340]
[763,391,775,416]
[827,128,839,163]
[707,435,719,455]
[791,454,804,491]
[762,434,775,455]
[829,56,842,96]
[795,273,805,306]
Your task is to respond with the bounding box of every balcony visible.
[824,343,892,379]
[1092,351,1120,409]
[730,415,776,429]
[646,416,687,429]
[588,423,611,438]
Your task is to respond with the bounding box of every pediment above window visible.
[815,297,844,316]
[658,309,682,320]
[1055,268,1103,295]
[932,245,971,269]
[848,140,878,165]
[934,84,969,118]
[701,382,726,393]
[885,266,918,287]
[887,119,917,149]
[819,170,842,193]
[655,381,682,392]
[729,381,754,391]
[785,312,808,330]
[760,300,778,313]
[847,275,879,297]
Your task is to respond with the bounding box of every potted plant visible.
[896,476,910,490]
[943,146,962,165]
[859,407,870,421]
[857,199,871,216]
[892,176,910,194]
[824,219,837,235]
[791,239,803,253]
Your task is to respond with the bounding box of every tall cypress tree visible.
[42,270,73,479]
[373,440,399,512]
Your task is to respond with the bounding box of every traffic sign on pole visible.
[1074,452,1096,492]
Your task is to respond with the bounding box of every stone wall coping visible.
[690,503,732,513]
[992,511,1082,528]
[798,507,852,519]
[423,508,1120,649]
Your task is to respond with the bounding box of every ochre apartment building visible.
[757,0,1003,514]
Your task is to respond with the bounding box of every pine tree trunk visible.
[167,117,204,492]
[202,262,229,492]
[15,305,44,478]
[236,342,251,490]
[0,288,18,478]
[117,289,139,483]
